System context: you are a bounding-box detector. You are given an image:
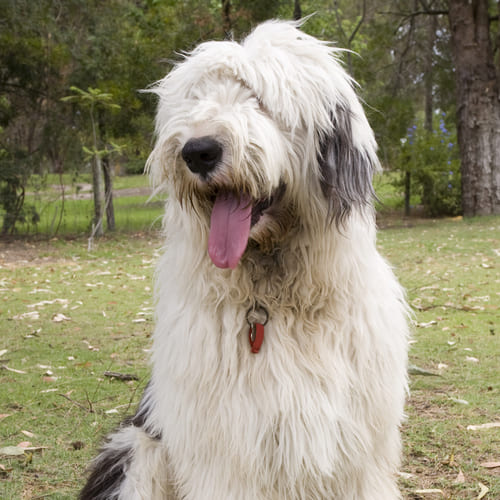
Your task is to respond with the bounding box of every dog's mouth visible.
[207,187,283,269]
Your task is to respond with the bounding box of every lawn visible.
[0,216,499,499]
[9,174,165,236]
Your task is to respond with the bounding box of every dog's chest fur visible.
[148,227,406,499]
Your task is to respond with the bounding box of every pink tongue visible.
[208,193,252,269]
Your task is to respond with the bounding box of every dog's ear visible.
[318,105,378,223]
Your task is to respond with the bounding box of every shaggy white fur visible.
[80,20,409,500]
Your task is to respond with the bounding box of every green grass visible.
[378,217,499,499]
[1,217,499,499]
[1,236,158,498]
[12,174,164,236]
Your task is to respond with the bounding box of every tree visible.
[448,0,500,215]
[0,0,80,234]
[61,87,121,239]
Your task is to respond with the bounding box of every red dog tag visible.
[249,323,265,353]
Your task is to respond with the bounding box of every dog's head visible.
[147,20,379,269]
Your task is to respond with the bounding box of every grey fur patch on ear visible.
[318,106,376,223]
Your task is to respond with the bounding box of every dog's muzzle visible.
[181,136,223,178]
[180,136,284,270]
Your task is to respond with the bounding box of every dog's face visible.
[154,74,294,268]
[148,21,379,269]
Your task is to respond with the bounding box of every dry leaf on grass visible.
[27,298,69,309]
[408,365,440,376]
[0,446,25,456]
[480,461,500,468]
[476,482,489,500]
[12,311,39,320]
[415,320,438,328]
[466,356,480,363]
[454,470,465,483]
[52,313,71,322]
[449,397,469,405]
[1,364,26,374]
[467,422,500,431]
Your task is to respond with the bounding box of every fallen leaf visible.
[0,446,25,456]
[52,313,71,322]
[0,414,11,420]
[466,356,479,363]
[454,470,465,483]
[398,471,416,479]
[12,311,40,320]
[449,397,469,405]
[17,441,31,448]
[415,320,438,328]
[477,482,489,499]
[21,430,34,438]
[82,340,99,352]
[0,349,7,357]
[415,489,444,496]
[408,365,440,376]
[467,422,500,431]
[19,446,47,452]
[480,461,500,468]
[27,298,69,309]
[0,364,27,374]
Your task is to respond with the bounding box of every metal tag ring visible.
[246,305,269,327]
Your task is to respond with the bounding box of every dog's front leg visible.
[80,381,178,500]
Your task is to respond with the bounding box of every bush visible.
[398,112,461,216]
[0,149,41,234]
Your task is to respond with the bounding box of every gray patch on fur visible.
[318,106,376,223]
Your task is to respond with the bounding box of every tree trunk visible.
[423,15,436,209]
[222,0,231,35]
[91,156,104,237]
[404,171,411,217]
[293,0,302,21]
[424,16,436,133]
[103,156,115,232]
[98,110,115,231]
[448,0,500,216]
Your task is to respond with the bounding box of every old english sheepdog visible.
[80,20,409,500]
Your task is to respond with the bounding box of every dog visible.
[80,20,409,500]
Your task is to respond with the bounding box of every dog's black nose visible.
[181,137,223,177]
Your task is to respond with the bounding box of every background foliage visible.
[1,0,496,234]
